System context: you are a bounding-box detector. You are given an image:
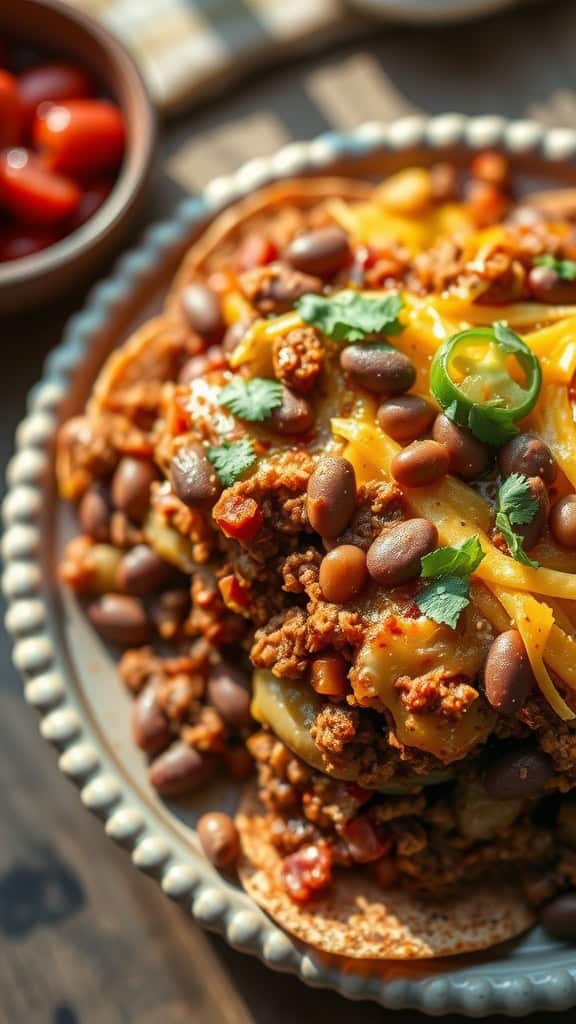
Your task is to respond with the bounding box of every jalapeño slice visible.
[430,322,542,445]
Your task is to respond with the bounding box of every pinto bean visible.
[377,395,435,443]
[319,544,367,604]
[111,457,159,522]
[180,281,225,341]
[528,265,576,304]
[269,387,314,435]
[366,519,438,588]
[170,443,220,505]
[148,742,217,796]
[514,477,549,551]
[483,745,553,800]
[207,662,252,729]
[391,440,449,488]
[197,812,240,869]
[132,682,172,756]
[340,344,416,395]
[432,415,490,479]
[307,456,356,538]
[285,226,350,277]
[178,345,226,384]
[79,482,111,541]
[483,630,535,714]
[116,544,175,596]
[550,495,576,549]
[540,893,576,939]
[222,318,253,357]
[498,433,557,484]
[88,594,150,646]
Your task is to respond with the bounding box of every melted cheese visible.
[354,616,493,763]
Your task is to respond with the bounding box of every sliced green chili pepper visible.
[429,322,542,445]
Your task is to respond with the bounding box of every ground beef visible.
[311,704,359,755]
[56,415,117,501]
[238,263,323,315]
[281,548,321,596]
[520,697,576,785]
[212,449,315,562]
[395,670,480,719]
[337,479,406,550]
[250,730,559,892]
[272,326,324,393]
[250,607,309,678]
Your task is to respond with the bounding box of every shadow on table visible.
[0,841,84,939]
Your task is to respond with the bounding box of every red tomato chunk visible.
[0,149,80,225]
[281,843,333,903]
[34,99,126,176]
[214,495,263,541]
[0,70,22,147]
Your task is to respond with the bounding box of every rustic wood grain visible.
[1,3,575,1020]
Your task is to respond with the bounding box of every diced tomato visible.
[465,179,509,228]
[470,150,510,189]
[235,234,278,271]
[0,70,22,147]
[310,654,348,699]
[218,573,251,614]
[18,64,93,131]
[339,816,390,864]
[0,224,58,262]
[67,178,113,230]
[0,149,80,225]
[34,99,126,175]
[281,844,333,903]
[214,494,263,541]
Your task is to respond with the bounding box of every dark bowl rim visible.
[0,0,157,287]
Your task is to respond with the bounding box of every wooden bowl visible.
[0,0,156,312]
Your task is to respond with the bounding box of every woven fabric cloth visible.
[70,0,359,112]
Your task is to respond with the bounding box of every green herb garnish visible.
[206,439,257,487]
[495,472,539,568]
[415,575,471,630]
[219,377,283,422]
[534,254,576,281]
[296,291,404,342]
[421,535,485,579]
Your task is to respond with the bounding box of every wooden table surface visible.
[2,2,576,1020]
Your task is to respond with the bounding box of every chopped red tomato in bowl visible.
[0,43,126,262]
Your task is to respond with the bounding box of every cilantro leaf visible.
[416,575,470,629]
[219,377,283,422]
[296,291,405,342]
[498,473,539,526]
[534,254,576,281]
[421,536,485,579]
[495,512,539,568]
[495,473,540,568]
[206,439,257,487]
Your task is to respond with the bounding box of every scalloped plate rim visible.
[4,114,576,1017]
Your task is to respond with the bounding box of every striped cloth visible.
[70,0,361,112]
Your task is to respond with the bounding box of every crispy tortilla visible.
[237,788,534,960]
[165,176,374,310]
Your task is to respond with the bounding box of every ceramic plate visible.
[5,115,576,1017]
